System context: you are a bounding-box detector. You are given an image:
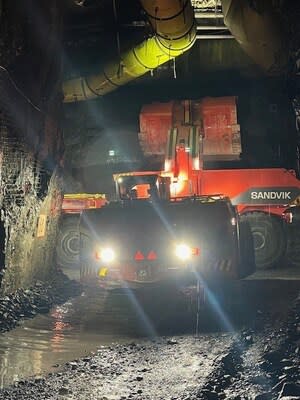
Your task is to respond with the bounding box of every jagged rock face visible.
[0,0,64,292]
[0,119,64,292]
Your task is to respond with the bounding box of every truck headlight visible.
[175,243,192,261]
[96,247,115,263]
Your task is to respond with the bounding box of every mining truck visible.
[61,96,300,274]
[79,178,254,286]
[134,97,300,270]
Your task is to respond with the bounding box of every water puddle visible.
[0,279,274,388]
[0,289,147,388]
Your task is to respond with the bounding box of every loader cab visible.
[113,172,171,201]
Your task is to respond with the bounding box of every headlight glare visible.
[100,247,115,263]
[175,243,192,261]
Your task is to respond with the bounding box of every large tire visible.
[286,223,300,267]
[78,225,98,283]
[238,220,255,278]
[242,212,286,270]
[80,263,96,281]
[56,215,80,269]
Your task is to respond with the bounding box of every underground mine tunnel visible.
[0,0,300,399]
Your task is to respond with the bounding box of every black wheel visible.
[286,223,300,266]
[80,263,86,280]
[56,215,80,269]
[242,212,286,270]
[238,219,255,278]
[79,261,101,285]
[80,263,90,281]
[79,226,98,282]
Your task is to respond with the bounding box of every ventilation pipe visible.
[63,0,196,102]
[221,0,288,74]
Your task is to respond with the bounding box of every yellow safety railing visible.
[63,193,106,199]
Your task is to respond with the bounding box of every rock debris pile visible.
[0,272,81,333]
[258,294,300,400]
[194,293,300,400]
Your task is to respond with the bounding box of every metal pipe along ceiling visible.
[221,0,288,74]
[63,0,197,103]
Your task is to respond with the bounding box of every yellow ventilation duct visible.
[63,0,196,102]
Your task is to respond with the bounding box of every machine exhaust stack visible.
[63,0,197,102]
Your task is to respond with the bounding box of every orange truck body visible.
[138,97,300,216]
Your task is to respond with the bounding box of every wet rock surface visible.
[0,272,82,333]
[0,280,298,399]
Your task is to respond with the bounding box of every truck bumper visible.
[80,257,236,288]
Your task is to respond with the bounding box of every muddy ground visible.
[0,278,298,400]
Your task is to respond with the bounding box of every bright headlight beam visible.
[101,248,115,263]
[175,243,192,261]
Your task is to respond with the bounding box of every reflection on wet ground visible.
[0,278,299,388]
[0,285,194,388]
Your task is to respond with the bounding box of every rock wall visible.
[0,122,63,293]
[0,0,64,293]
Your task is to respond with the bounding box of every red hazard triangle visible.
[147,250,157,260]
[134,251,145,261]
